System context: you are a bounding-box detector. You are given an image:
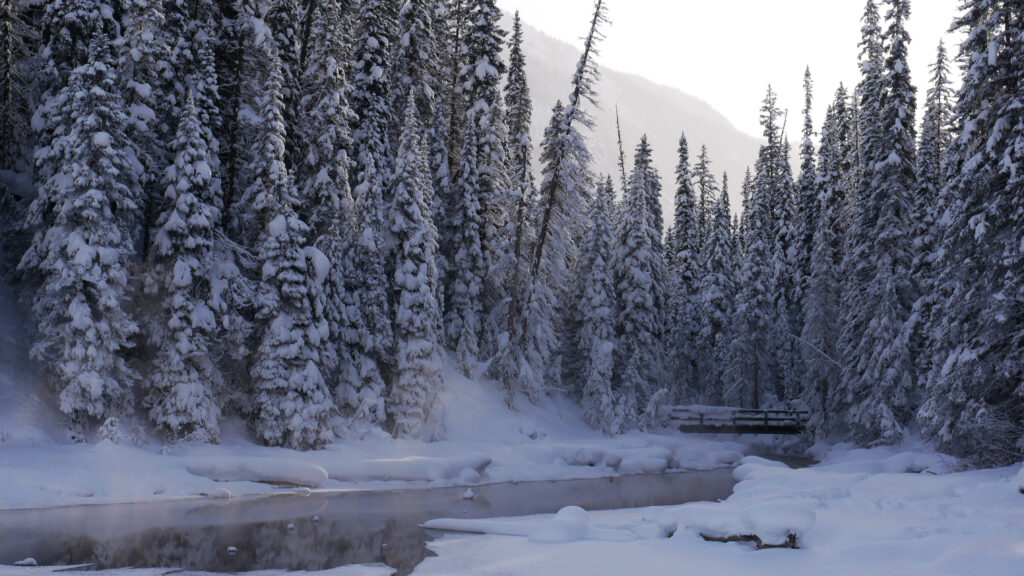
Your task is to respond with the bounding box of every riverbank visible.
[415,444,1024,576]
[0,359,756,511]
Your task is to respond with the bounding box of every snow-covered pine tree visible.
[389,92,444,439]
[614,136,666,427]
[905,40,953,389]
[513,0,607,403]
[293,0,357,399]
[247,39,333,450]
[264,0,303,166]
[692,144,718,250]
[769,136,802,404]
[146,93,222,443]
[726,87,787,409]
[19,36,141,437]
[340,0,397,430]
[448,0,508,370]
[837,0,918,445]
[664,132,701,402]
[391,0,441,151]
[697,174,737,405]
[0,0,32,173]
[577,176,617,434]
[919,0,1024,464]
[120,0,174,254]
[801,86,853,438]
[793,67,818,313]
[490,10,538,396]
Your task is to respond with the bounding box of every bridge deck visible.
[668,406,810,435]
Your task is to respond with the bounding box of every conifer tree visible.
[146,93,222,442]
[802,87,853,437]
[247,41,333,450]
[448,0,507,372]
[389,93,444,440]
[697,176,737,405]
[578,177,617,433]
[19,37,141,437]
[693,145,718,249]
[491,11,538,395]
[920,0,1024,464]
[793,67,818,308]
[512,0,607,404]
[294,0,357,398]
[665,132,701,401]
[341,0,397,429]
[614,136,665,426]
[0,0,32,173]
[904,39,953,409]
[727,88,786,409]
[837,0,918,444]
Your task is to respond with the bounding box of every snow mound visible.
[322,453,491,483]
[665,501,815,547]
[424,506,636,543]
[186,457,329,488]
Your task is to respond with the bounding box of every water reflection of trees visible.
[25,512,431,576]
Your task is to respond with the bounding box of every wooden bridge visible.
[667,405,810,435]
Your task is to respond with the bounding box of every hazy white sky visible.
[496,0,963,140]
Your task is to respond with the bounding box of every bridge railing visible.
[668,405,810,434]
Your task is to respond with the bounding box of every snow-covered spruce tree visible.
[919,0,1024,464]
[448,0,508,371]
[801,87,854,438]
[18,37,141,438]
[692,144,718,250]
[340,0,397,430]
[391,0,441,152]
[247,40,333,450]
[664,132,701,402]
[905,40,953,389]
[769,137,802,404]
[697,175,737,405]
[614,136,666,427]
[292,0,357,400]
[793,67,818,312]
[513,0,606,404]
[837,0,918,445]
[726,87,787,409]
[0,0,34,275]
[145,93,222,443]
[490,10,538,396]
[121,0,175,256]
[264,0,302,166]
[32,0,127,252]
[501,101,568,403]
[0,0,32,173]
[389,93,444,440]
[577,176,617,434]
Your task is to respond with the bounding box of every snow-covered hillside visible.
[517,19,763,216]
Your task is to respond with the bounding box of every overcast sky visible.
[496,0,964,140]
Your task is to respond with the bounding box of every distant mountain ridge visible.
[517,19,763,220]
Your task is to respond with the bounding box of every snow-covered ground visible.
[415,444,1024,575]
[0,349,745,510]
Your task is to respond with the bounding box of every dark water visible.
[0,469,736,575]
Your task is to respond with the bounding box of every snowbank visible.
[417,446,1024,576]
[1017,464,1024,494]
[0,354,746,510]
[322,454,491,483]
[0,565,393,576]
[424,505,636,543]
[186,457,329,488]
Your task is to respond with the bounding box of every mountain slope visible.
[519,21,763,219]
